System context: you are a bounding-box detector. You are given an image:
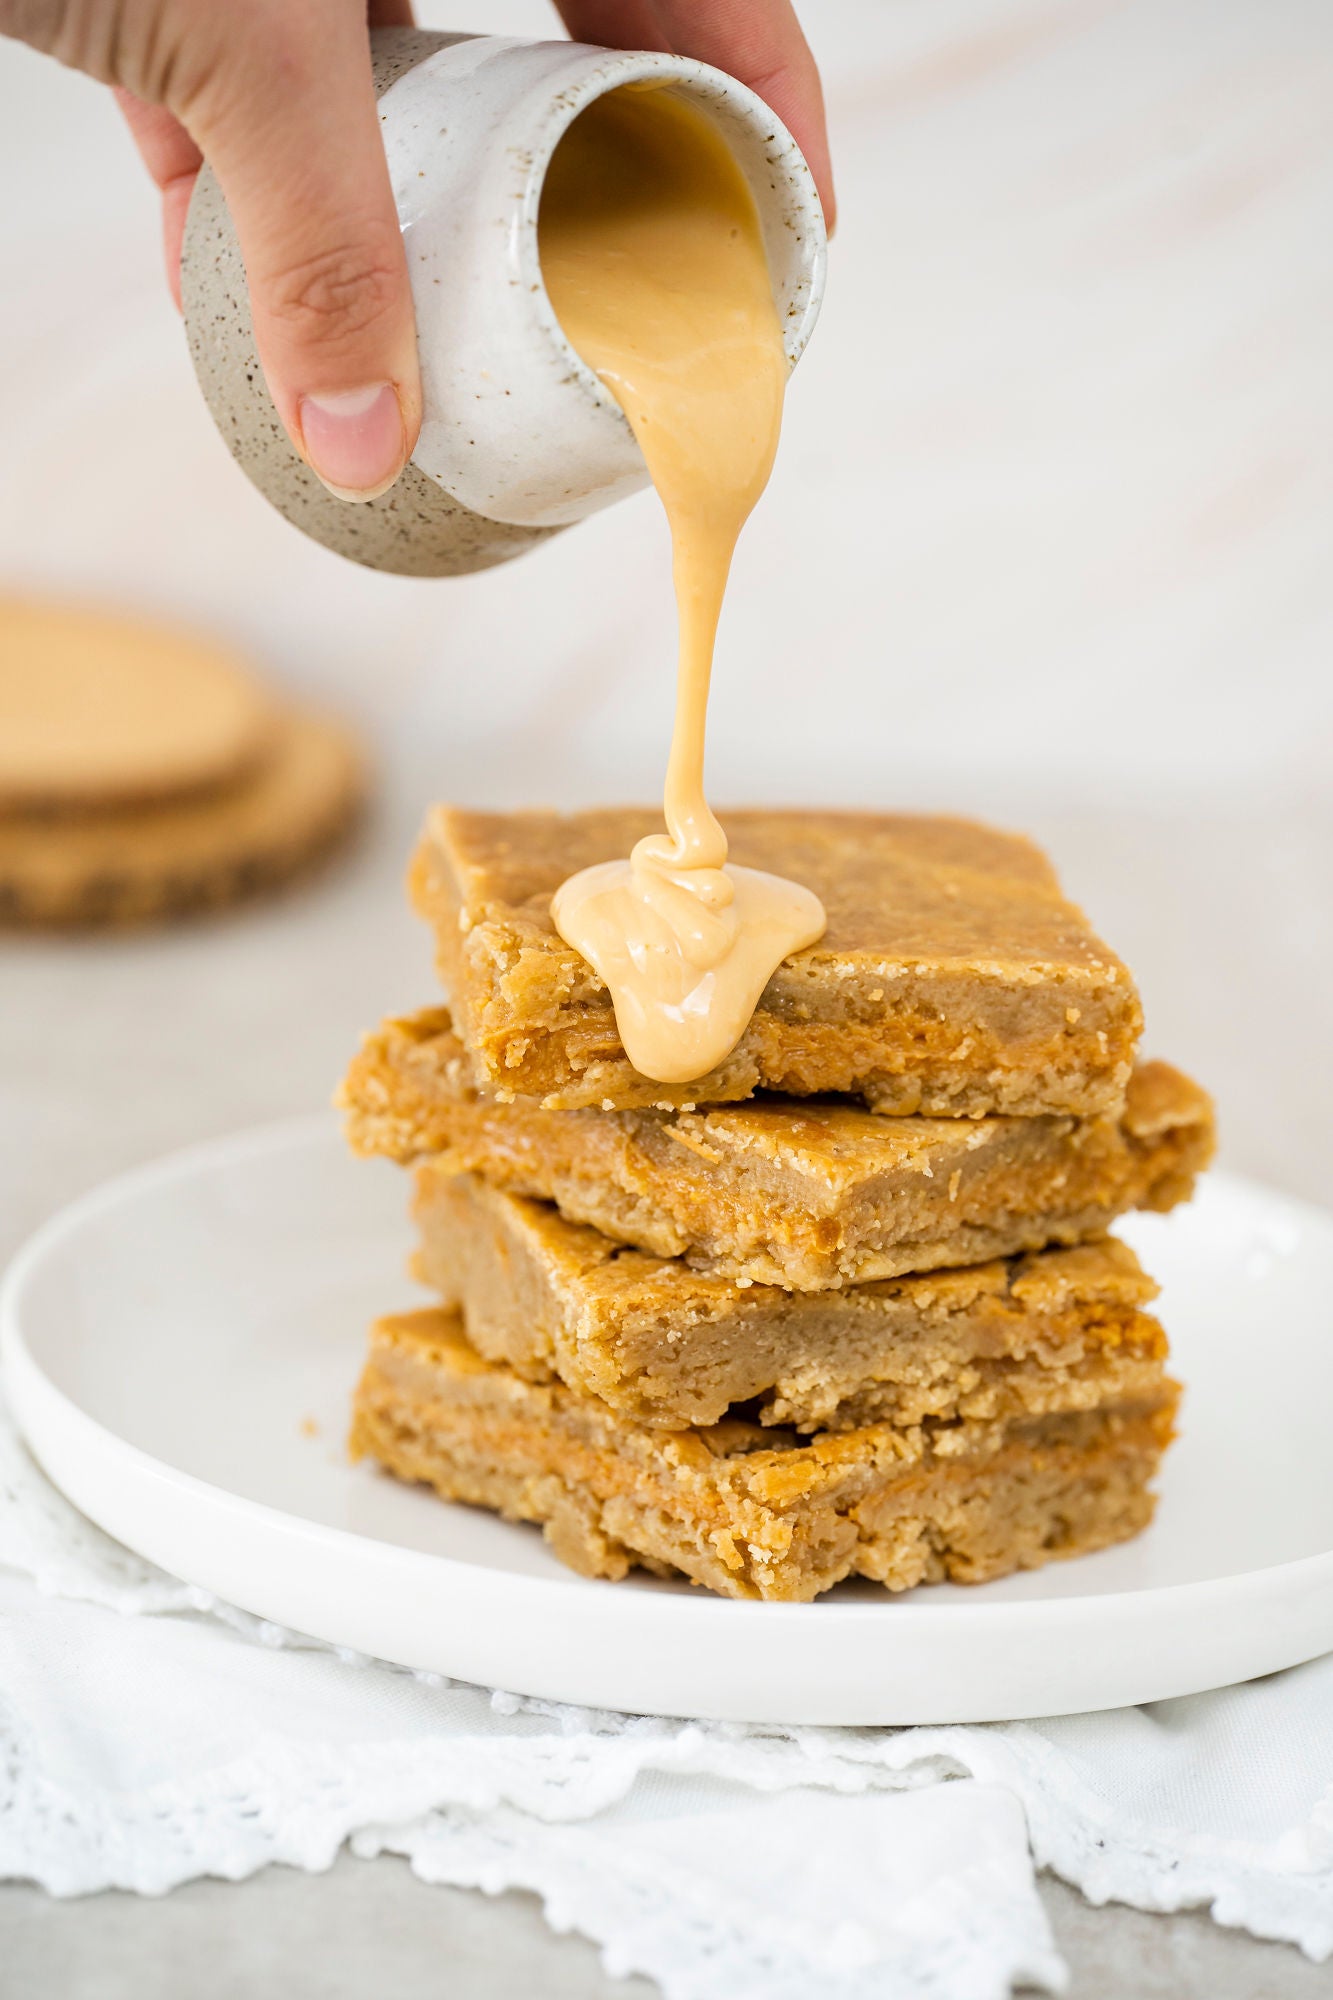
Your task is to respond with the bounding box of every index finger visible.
[651,0,835,230]
[114,90,203,310]
[555,0,834,229]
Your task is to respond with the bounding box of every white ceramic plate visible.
[4,1117,1332,1725]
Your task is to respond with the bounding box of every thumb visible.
[186,6,420,501]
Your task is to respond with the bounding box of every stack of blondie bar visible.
[340,808,1213,1603]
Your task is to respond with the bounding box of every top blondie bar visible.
[411,807,1142,1116]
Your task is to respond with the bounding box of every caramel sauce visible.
[539,86,825,1085]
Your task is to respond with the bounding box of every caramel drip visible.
[539,86,825,1084]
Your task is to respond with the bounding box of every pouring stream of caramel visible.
[539,85,826,1085]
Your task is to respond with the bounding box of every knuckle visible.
[264,243,402,350]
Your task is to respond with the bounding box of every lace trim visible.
[360,1805,1066,2000]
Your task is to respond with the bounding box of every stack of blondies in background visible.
[340,808,1214,1603]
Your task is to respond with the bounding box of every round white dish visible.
[4,1118,1332,1725]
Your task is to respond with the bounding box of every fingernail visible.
[298,383,406,501]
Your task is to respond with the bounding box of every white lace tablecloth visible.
[2,1402,1332,2000]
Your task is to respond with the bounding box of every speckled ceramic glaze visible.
[181,29,827,577]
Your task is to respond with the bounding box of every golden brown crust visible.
[0,707,366,929]
[341,1006,1214,1288]
[409,805,1142,1115]
[414,1172,1171,1432]
[351,1307,1179,1601]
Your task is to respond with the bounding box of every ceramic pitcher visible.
[180,28,827,578]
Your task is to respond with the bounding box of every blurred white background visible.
[1,0,1330,1235]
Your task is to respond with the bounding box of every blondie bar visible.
[342,1009,1212,1288]
[409,807,1142,1115]
[351,1308,1178,1602]
[415,1172,1171,1432]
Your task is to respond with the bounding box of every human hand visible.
[554,4,834,229]
[2,2,833,502]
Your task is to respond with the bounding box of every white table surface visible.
[2,1,1330,1993]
